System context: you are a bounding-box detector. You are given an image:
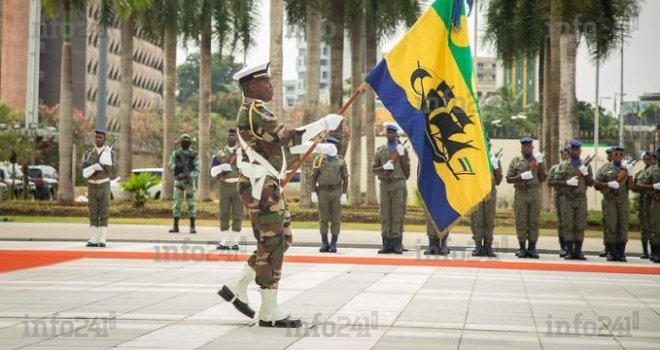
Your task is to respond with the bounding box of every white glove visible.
[579,165,589,176]
[340,193,347,205]
[520,171,533,180]
[653,183,660,190]
[624,163,634,174]
[382,160,394,171]
[323,113,343,131]
[93,163,103,171]
[211,163,232,177]
[99,146,112,166]
[566,176,579,187]
[534,152,544,163]
[490,156,499,170]
[82,165,97,179]
[311,192,318,204]
[315,143,337,155]
[607,181,620,189]
[396,144,405,156]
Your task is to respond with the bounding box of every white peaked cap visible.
[233,62,271,83]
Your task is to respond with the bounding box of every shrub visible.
[120,172,160,208]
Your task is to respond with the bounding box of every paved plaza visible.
[0,223,659,349]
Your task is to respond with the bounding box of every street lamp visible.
[615,93,627,146]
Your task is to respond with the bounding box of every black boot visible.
[329,234,338,253]
[423,236,441,255]
[573,241,587,260]
[439,236,450,255]
[472,240,484,257]
[484,241,497,257]
[652,245,660,263]
[559,237,567,258]
[641,240,649,259]
[189,217,197,234]
[617,242,627,262]
[169,217,180,233]
[319,234,330,252]
[516,241,527,258]
[599,246,607,258]
[527,240,539,259]
[392,237,403,254]
[378,237,392,254]
[564,241,575,260]
[606,243,616,261]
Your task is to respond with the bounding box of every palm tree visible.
[270,0,285,120]
[43,0,88,203]
[328,0,346,155]
[347,1,363,206]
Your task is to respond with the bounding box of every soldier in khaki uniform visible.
[310,136,349,253]
[218,62,343,328]
[372,124,410,254]
[598,147,614,258]
[638,146,660,263]
[551,140,594,260]
[211,128,242,250]
[594,145,633,262]
[168,134,200,234]
[424,211,450,255]
[632,151,655,259]
[470,138,503,257]
[548,146,570,257]
[81,129,115,247]
[506,137,547,258]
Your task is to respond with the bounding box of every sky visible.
[177,0,660,114]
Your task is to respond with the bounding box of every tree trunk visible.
[549,2,561,176]
[269,0,284,120]
[198,22,212,201]
[118,17,133,181]
[348,15,363,206]
[365,9,377,205]
[559,34,577,145]
[300,3,321,208]
[57,4,74,203]
[161,29,177,200]
[329,0,346,156]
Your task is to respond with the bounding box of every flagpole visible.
[282,82,369,187]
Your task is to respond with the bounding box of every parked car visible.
[28,165,59,200]
[283,170,301,199]
[0,163,36,199]
[110,168,163,200]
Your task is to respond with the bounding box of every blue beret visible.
[643,151,653,158]
[605,147,613,154]
[520,137,533,144]
[95,128,107,135]
[386,124,399,132]
[612,145,625,152]
[227,127,237,134]
[569,139,582,148]
[326,136,340,144]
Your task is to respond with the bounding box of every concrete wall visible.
[0,0,28,111]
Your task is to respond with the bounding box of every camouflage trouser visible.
[603,196,629,244]
[379,179,406,239]
[651,199,660,246]
[514,188,540,242]
[239,176,291,290]
[471,188,497,244]
[88,182,111,227]
[173,182,196,218]
[561,195,587,242]
[318,187,341,235]
[220,182,242,231]
[638,195,651,241]
[554,191,564,241]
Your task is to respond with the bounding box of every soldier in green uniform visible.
[551,140,594,260]
[470,138,503,257]
[598,147,614,258]
[211,128,242,250]
[81,128,115,247]
[168,134,200,234]
[373,124,410,254]
[310,136,349,253]
[594,145,633,262]
[506,137,547,258]
[637,146,660,263]
[548,146,570,257]
[424,211,450,255]
[218,62,343,328]
[632,151,655,259]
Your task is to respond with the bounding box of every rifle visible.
[616,159,638,182]
[575,154,595,178]
[175,152,192,186]
[494,148,503,159]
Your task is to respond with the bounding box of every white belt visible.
[88,178,110,185]
[221,178,239,184]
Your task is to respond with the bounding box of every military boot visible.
[599,246,608,258]
[516,241,527,258]
[472,239,484,257]
[319,234,330,253]
[189,217,197,234]
[484,241,497,257]
[652,245,660,263]
[329,234,338,253]
[438,236,450,255]
[424,236,441,255]
[640,240,649,259]
[616,242,627,262]
[606,243,616,261]
[564,241,575,260]
[169,217,180,233]
[392,237,403,254]
[573,241,587,260]
[218,264,256,319]
[258,289,302,328]
[527,240,539,259]
[378,237,392,254]
[559,237,567,258]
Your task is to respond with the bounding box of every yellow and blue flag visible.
[365,0,491,234]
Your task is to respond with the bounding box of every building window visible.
[320,58,328,66]
[322,71,328,80]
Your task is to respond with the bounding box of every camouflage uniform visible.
[212,145,242,232]
[471,159,503,256]
[507,154,545,257]
[554,159,593,259]
[373,144,410,253]
[236,98,302,290]
[82,143,115,246]
[168,145,200,221]
[639,162,660,262]
[311,153,348,252]
[595,162,630,260]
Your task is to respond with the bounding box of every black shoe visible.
[98,243,106,248]
[526,240,539,259]
[392,237,403,254]
[606,243,616,261]
[424,237,441,255]
[329,234,338,253]
[378,237,392,254]
[218,285,255,319]
[189,218,197,234]
[616,242,627,262]
[559,237,566,258]
[320,234,330,253]
[472,240,483,256]
[258,317,302,328]
[564,241,575,260]
[516,240,527,258]
[484,244,497,258]
[86,242,98,247]
[169,217,180,233]
[217,243,230,250]
[598,248,607,258]
[230,244,239,250]
[573,241,586,261]
[641,240,649,259]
